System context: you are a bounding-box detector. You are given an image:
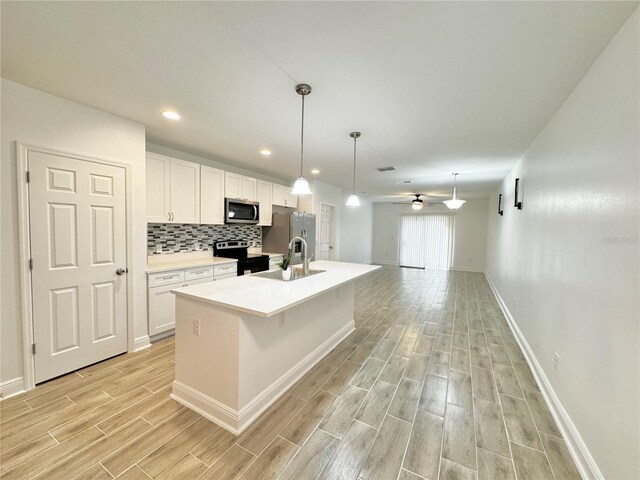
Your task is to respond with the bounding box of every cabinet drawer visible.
[184,266,214,281]
[214,263,237,276]
[148,270,185,287]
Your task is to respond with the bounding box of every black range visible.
[213,240,270,276]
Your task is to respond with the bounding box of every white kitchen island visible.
[170,260,380,434]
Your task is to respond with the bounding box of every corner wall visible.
[484,9,639,479]
[0,79,147,390]
[372,199,488,271]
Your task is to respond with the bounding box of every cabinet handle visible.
[167,212,171,221]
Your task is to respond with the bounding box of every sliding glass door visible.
[399,214,452,269]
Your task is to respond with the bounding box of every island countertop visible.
[171,260,380,317]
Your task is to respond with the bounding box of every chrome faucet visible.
[288,236,309,276]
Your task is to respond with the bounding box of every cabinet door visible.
[241,176,257,201]
[170,159,200,223]
[148,282,178,335]
[146,154,170,223]
[225,172,242,199]
[272,183,286,207]
[286,190,298,209]
[200,166,225,224]
[257,180,272,226]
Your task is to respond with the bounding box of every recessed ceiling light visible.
[260,149,272,156]
[161,111,180,120]
[311,169,320,174]
[394,180,413,184]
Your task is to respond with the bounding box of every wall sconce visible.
[498,194,504,216]
[514,178,523,210]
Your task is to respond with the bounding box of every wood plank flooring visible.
[0,267,581,479]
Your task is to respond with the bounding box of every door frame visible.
[319,202,337,261]
[16,143,134,390]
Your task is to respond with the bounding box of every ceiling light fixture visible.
[260,149,272,156]
[311,169,320,174]
[161,111,180,120]
[291,84,312,195]
[411,194,424,210]
[443,173,466,210]
[346,132,361,207]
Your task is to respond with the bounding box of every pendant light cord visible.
[300,94,305,177]
[352,136,357,194]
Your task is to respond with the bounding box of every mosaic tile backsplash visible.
[148,223,262,255]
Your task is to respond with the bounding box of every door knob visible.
[116,268,128,275]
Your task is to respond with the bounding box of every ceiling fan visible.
[392,194,436,210]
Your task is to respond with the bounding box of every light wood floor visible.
[0,266,582,480]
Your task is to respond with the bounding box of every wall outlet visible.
[155,245,162,254]
[554,352,560,370]
[192,319,201,336]
[194,242,201,251]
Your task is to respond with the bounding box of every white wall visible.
[340,195,373,264]
[0,80,147,390]
[484,10,639,480]
[372,199,488,272]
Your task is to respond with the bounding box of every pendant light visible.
[346,131,361,207]
[291,84,312,195]
[443,173,466,210]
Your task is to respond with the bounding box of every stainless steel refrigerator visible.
[262,212,316,265]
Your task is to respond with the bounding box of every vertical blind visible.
[399,214,452,269]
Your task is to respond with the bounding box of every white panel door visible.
[145,154,170,223]
[200,165,225,224]
[169,159,200,224]
[319,204,334,260]
[29,150,128,383]
[257,180,272,226]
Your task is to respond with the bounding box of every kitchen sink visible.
[253,268,326,281]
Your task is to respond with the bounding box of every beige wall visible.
[372,199,488,272]
[484,9,639,479]
[1,80,147,390]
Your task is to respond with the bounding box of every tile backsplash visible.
[148,223,262,255]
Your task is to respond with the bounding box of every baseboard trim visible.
[172,321,354,435]
[372,260,399,266]
[150,330,175,343]
[133,335,151,352]
[0,377,26,400]
[449,266,485,273]
[485,273,602,480]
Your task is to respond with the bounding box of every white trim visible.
[0,377,26,400]
[16,143,135,390]
[449,266,485,273]
[133,335,152,352]
[372,260,399,266]
[149,330,175,344]
[171,321,354,435]
[485,273,602,480]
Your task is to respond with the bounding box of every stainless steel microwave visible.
[225,198,259,224]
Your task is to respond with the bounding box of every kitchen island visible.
[170,260,380,434]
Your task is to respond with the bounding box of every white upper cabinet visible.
[170,159,200,224]
[257,180,272,226]
[225,171,242,199]
[272,183,286,207]
[146,154,170,223]
[200,165,225,225]
[273,183,297,208]
[146,153,199,224]
[241,176,257,202]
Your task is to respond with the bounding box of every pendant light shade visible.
[443,173,466,210]
[346,131,361,207]
[292,84,312,196]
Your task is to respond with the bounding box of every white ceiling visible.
[2,1,637,201]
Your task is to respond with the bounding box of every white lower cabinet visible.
[147,263,236,336]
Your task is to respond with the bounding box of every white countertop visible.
[171,260,380,317]
[146,256,237,273]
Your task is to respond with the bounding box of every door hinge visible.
[32,343,36,355]
[26,171,30,183]
[29,259,33,270]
